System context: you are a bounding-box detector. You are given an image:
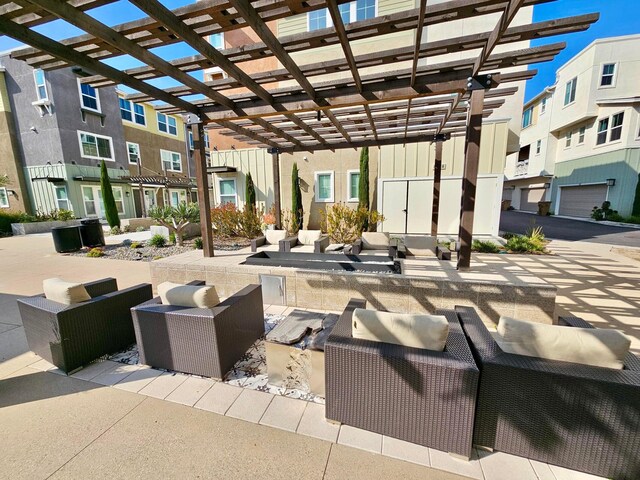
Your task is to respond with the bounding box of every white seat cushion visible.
[404,235,437,257]
[359,249,391,256]
[43,278,91,305]
[495,316,631,370]
[259,244,280,252]
[157,282,219,308]
[291,245,315,253]
[362,231,390,250]
[298,230,322,246]
[352,308,449,351]
[265,229,287,246]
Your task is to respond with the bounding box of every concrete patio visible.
[1,233,637,479]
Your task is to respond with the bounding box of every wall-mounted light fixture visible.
[125,191,130,197]
[606,178,616,187]
[544,183,551,189]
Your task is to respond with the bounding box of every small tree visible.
[149,202,200,246]
[292,162,303,229]
[100,160,120,228]
[245,172,256,211]
[358,147,369,210]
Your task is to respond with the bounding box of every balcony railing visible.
[514,161,529,177]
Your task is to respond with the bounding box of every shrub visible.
[87,247,104,258]
[110,226,122,235]
[135,226,146,232]
[148,234,167,248]
[591,201,618,221]
[149,202,199,246]
[210,203,263,238]
[281,208,300,235]
[238,206,262,238]
[168,232,176,245]
[193,237,203,249]
[624,216,640,224]
[472,240,501,253]
[49,209,75,221]
[130,241,143,249]
[501,232,518,240]
[320,203,385,244]
[0,210,27,234]
[122,225,132,233]
[505,235,545,254]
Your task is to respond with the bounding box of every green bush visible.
[110,226,122,235]
[130,241,143,249]
[149,202,199,246]
[607,213,625,222]
[193,237,203,249]
[135,226,146,232]
[0,211,27,234]
[210,203,262,238]
[87,247,104,258]
[501,232,518,240]
[168,232,176,245]
[624,216,640,224]
[320,203,384,244]
[591,201,618,221]
[148,234,167,248]
[472,240,501,253]
[49,209,75,221]
[505,235,546,253]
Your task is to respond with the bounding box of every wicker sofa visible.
[351,232,399,257]
[17,278,153,374]
[281,230,331,253]
[325,299,480,458]
[131,282,264,379]
[456,305,640,480]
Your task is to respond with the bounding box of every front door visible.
[82,186,105,218]
[380,180,432,234]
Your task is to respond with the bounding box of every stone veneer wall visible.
[150,262,557,325]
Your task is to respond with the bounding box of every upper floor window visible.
[204,133,210,149]
[600,63,616,87]
[161,149,182,172]
[119,98,146,126]
[0,187,9,208]
[355,0,376,21]
[564,77,577,106]
[127,142,140,164]
[522,106,533,129]
[157,113,177,136]
[540,97,547,115]
[188,130,194,150]
[308,9,328,31]
[78,131,113,161]
[535,139,542,155]
[578,126,586,144]
[210,32,224,49]
[597,112,624,145]
[33,69,48,101]
[308,1,376,31]
[565,130,572,148]
[78,80,100,112]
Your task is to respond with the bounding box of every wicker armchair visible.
[281,232,331,253]
[17,278,153,374]
[456,306,640,480]
[325,299,479,459]
[131,283,264,379]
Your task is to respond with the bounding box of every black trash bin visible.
[51,226,82,253]
[79,218,105,247]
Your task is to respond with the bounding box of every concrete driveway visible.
[500,210,640,247]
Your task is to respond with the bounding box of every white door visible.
[82,185,125,218]
[144,188,157,212]
[407,180,431,234]
[381,181,408,233]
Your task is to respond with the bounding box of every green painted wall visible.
[551,148,640,216]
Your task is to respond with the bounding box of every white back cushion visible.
[265,229,287,245]
[158,282,219,308]
[404,235,437,257]
[352,308,449,351]
[298,230,322,246]
[362,231,390,250]
[496,316,631,370]
[43,278,91,305]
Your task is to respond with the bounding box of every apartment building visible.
[208,0,533,236]
[505,34,640,217]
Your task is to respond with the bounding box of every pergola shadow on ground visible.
[1,0,598,269]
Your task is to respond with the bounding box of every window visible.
[78,131,113,161]
[157,113,177,135]
[218,178,237,205]
[0,188,8,208]
[535,139,542,155]
[347,171,360,201]
[204,133,210,149]
[356,0,376,21]
[33,69,48,101]
[308,9,327,31]
[119,98,145,125]
[160,149,182,172]
[188,131,194,150]
[55,187,70,211]
[308,1,376,31]
[597,118,609,145]
[315,171,334,202]
[522,106,533,128]
[209,32,224,49]
[169,190,181,208]
[600,63,616,87]
[564,77,577,106]
[597,112,625,145]
[540,97,547,115]
[78,80,100,112]
[578,126,586,144]
[127,142,140,164]
[565,130,572,148]
[113,188,125,214]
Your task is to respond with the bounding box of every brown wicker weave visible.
[17,278,153,374]
[131,283,265,379]
[456,305,640,480]
[325,299,479,458]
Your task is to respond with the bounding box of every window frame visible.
[564,130,572,149]
[160,149,182,172]
[307,0,377,31]
[314,170,335,203]
[596,112,625,146]
[77,130,114,161]
[522,106,533,129]
[564,77,577,107]
[0,187,9,208]
[209,32,224,49]
[610,112,624,142]
[54,186,70,211]
[578,126,586,144]
[120,98,146,126]
[535,139,542,155]
[346,170,360,202]
[157,112,178,136]
[599,63,617,88]
[217,177,238,206]
[540,97,547,115]
[77,79,101,113]
[126,142,141,165]
[33,69,48,101]
[188,130,194,150]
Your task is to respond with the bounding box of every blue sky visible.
[0,1,638,102]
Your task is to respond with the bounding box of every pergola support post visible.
[431,140,444,238]
[270,149,282,229]
[457,87,485,270]
[191,121,214,257]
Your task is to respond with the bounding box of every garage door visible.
[519,188,545,212]
[559,184,608,218]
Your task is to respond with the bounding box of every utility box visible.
[259,274,286,305]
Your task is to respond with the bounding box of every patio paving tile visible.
[193,381,243,414]
[296,401,340,443]
[548,464,608,480]
[91,363,143,386]
[259,395,307,432]
[113,367,163,393]
[225,388,274,423]
[0,351,40,379]
[428,448,483,480]
[164,376,216,406]
[337,425,383,454]
[0,323,18,334]
[477,450,537,480]
[137,372,189,399]
[0,326,29,363]
[71,360,120,381]
[529,460,557,480]
[381,436,431,467]
[28,358,56,372]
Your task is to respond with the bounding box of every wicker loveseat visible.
[131,282,264,379]
[456,305,640,480]
[325,299,480,459]
[17,278,153,374]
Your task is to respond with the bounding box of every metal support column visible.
[457,88,485,270]
[270,149,282,229]
[191,121,214,257]
[431,140,443,238]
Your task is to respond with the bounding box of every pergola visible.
[1,0,598,268]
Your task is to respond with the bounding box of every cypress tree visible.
[632,173,640,217]
[292,162,303,230]
[100,160,120,228]
[358,147,369,210]
[245,172,256,210]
